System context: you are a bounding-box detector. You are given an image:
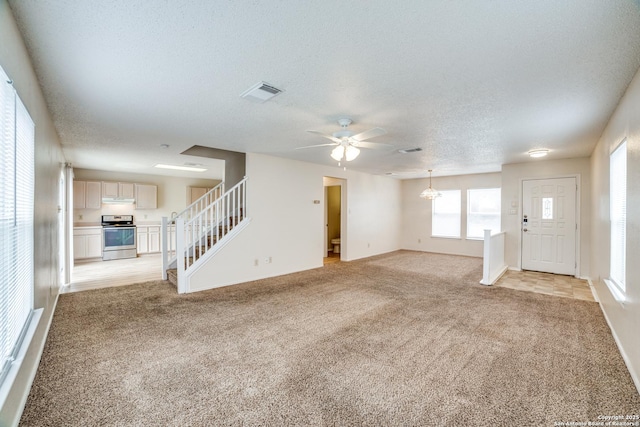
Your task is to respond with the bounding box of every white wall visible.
[501,158,591,277]
[188,153,402,291]
[401,173,502,257]
[590,65,640,390]
[73,168,220,224]
[0,1,66,424]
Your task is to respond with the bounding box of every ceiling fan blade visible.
[351,127,386,141]
[351,140,394,150]
[295,143,338,150]
[306,130,342,144]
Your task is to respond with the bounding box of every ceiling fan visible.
[297,117,393,162]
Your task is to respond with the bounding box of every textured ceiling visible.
[8,0,640,179]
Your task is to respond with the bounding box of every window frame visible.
[0,66,39,407]
[607,138,627,301]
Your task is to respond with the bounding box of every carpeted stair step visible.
[166,268,177,287]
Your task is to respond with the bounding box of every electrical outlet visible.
[144,214,148,219]
[268,256,272,263]
[418,238,421,243]
[264,257,271,264]
[254,259,259,266]
[79,214,83,220]
[367,243,370,248]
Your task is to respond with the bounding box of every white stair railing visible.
[179,181,225,223]
[162,178,248,292]
[162,181,224,279]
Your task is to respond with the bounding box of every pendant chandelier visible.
[419,169,442,200]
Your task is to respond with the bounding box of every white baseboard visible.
[479,265,508,286]
[589,279,640,395]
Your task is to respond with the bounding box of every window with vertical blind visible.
[609,139,626,294]
[0,66,35,391]
[432,190,461,238]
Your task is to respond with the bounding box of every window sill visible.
[604,279,626,305]
[431,236,462,240]
[0,308,43,410]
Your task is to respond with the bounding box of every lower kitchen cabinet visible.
[137,225,161,254]
[73,227,102,260]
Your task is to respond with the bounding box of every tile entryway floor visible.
[494,269,595,302]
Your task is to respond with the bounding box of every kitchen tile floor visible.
[65,253,162,293]
[494,269,595,302]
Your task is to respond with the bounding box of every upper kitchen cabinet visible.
[188,186,211,205]
[135,184,158,210]
[103,182,134,199]
[73,180,101,209]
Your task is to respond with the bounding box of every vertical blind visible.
[610,140,626,291]
[0,66,34,385]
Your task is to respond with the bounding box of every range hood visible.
[101,197,135,204]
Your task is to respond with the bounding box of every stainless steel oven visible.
[101,215,137,260]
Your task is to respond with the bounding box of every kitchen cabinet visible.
[188,186,211,205]
[137,227,148,254]
[137,225,161,254]
[120,182,135,198]
[148,226,160,252]
[73,180,102,209]
[73,227,102,259]
[102,182,134,199]
[135,184,158,209]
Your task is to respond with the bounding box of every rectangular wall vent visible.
[398,147,423,154]
[240,81,284,103]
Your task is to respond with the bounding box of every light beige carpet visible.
[20,251,640,426]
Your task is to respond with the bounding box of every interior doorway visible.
[521,177,577,275]
[323,177,346,262]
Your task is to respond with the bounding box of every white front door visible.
[522,177,577,275]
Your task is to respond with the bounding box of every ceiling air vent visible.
[240,81,284,103]
[398,147,423,154]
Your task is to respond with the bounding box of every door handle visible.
[523,228,528,232]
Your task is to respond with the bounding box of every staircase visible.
[162,178,249,293]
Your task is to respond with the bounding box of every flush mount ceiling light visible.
[159,144,170,149]
[528,149,549,158]
[419,169,442,200]
[154,164,207,172]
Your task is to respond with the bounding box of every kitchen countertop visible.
[74,221,165,228]
[73,223,101,228]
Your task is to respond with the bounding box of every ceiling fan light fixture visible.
[331,145,345,161]
[345,145,360,161]
[419,169,442,200]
